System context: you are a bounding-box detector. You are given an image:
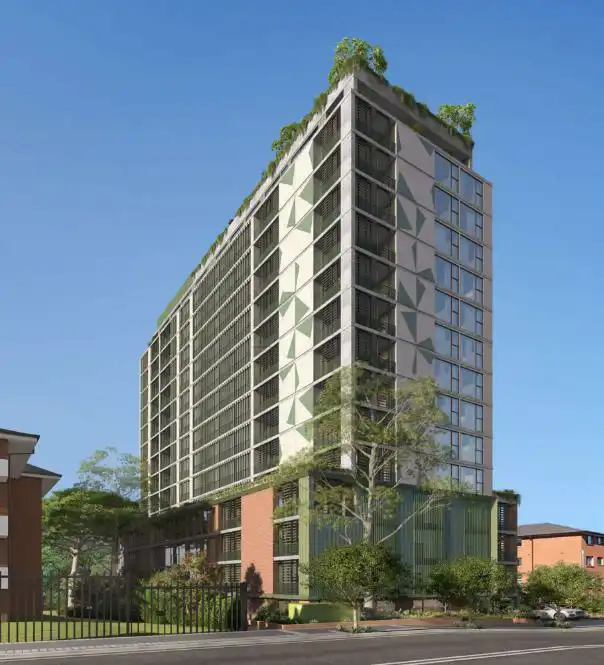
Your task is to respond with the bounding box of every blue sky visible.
[1,0,601,528]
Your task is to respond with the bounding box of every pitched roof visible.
[23,463,61,478]
[518,523,587,538]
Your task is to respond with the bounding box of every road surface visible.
[2,626,604,663]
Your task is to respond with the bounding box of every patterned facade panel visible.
[395,338,416,379]
[397,268,417,310]
[396,231,415,272]
[415,209,436,247]
[416,311,435,350]
[292,143,314,190]
[396,195,416,235]
[279,395,295,429]
[415,241,435,283]
[280,427,310,464]
[279,281,313,339]
[398,305,417,344]
[397,158,434,213]
[397,121,434,176]
[279,363,298,400]
[295,349,314,392]
[416,277,434,316]
[279,219,313,271]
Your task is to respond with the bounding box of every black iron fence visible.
[0,573,247,644]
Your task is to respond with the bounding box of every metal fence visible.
[0,574,247,644]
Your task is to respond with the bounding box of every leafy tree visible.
[437,103,477,136]
[524,563,603,610]
[148,552,222,586]
[43,488,142,603]
[328,37,388,86]
[300,543,409,629]
[426,556,511,617]
[303,366,449,546]
[76,447,142,501]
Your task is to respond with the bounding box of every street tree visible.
[300,543,409,630]
[426,556,511,617]
[524,563,603,610]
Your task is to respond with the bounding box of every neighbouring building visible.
[139,64,496,597]
[0,427,61,619]
[518,523,604,581]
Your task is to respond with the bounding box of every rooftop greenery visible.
[157,37,476,327]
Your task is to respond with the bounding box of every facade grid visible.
[140,68,493,590]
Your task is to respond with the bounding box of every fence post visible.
[239,582,248,631]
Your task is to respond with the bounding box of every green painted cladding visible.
[306,482,494,594]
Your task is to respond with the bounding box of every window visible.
[461,434,483,464]
[459,236,483,272]
[437,394,459,426]
[435,154,459,192]
[435,257,458,292]
[586,556,595,567]
[434,359,459,393]
[460,171,483,209]
[461,367,483,400]
[587,535,594,545]
[435,325,459,359]
[434,189,459,226]
[460,203,483,240]
[460,335,483,369]
[460,400,483,432]
[460,270,483,304]
[460,302,483,336]
[598,557,604,566]
[435,428,459,459]
[435,223,458,259]
[435,291,459,326]
[461,466,484,494]
[517,558,522,566]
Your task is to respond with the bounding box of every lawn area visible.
[0,620,217,643]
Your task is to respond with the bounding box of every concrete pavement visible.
[1,626,604,664]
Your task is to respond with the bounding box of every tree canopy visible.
[328,37,388,86]
[524,563,603,610]
[437,103,476,137]
[76,446,142,501]
[300,542,409,629]
[426,556,511,615]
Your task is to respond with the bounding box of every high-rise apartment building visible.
[139,67,494,594]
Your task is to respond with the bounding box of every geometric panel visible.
[402,311,417,342]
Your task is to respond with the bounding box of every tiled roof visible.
[518,523,585,537]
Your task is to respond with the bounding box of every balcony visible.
[254,188,279,238]
[254,407,279,445]
[255,219,279,267]
[314,186,341,238]
[220,549,241,562]
[254,314,278,356]
[356,157,395,191]
[275,541,299,557]
[254,346,278,384]
[314,335,341,380]
[314,298,340,345]
[356,197,395,226]
[220,499,241,530]
[355,329,395,374]
[254,377,279,414]
[254,249,279,297]
[274,580,299,596]
[356,214,395,262]
[314,150,340,203]
[356,117,394,152]
[254,283,278,325]
[254,438,280,473]
[314,262,341,310]
[314,223,340,273]
[313,110,341,167]
[356,254,396,299]
[356,310,395,337]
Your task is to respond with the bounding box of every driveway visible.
[1,626,604,663]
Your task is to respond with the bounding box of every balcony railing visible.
[314,245,340,272]
[356,157,395,190]
[356,198,395,226]
[357,355,396,374]
[356,312,395,337]
[254,389,279,414]
[356,274,396,299]
[314,280,340,310]
[314,317,341,345]
[314,354,340,379]
[220,550,241,561]
[274,580,299,596]
[356,118,394,152]
[275,541,299,557]
[220,517,241,531]
[314,133,340,166]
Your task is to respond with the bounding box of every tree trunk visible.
[67,549,79,610]
[352,604,359,630]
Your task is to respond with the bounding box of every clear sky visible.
[1,0,601,528]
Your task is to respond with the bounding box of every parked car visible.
[533,603,590,621]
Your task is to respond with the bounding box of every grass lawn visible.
[0,620,218,643]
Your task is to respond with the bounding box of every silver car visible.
[533,603,589,621]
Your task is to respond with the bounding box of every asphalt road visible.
[3,627,604,665]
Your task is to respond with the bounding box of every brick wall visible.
[518,535,582,579]
[241,489,273,594]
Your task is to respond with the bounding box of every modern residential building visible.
[518,523,604,580]
[0,427,61,619]
[139,65,494,596]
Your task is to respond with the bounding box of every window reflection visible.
[460,171,483,209]
[434,189,459,225]
[460,335,483,368]
[460,236,483,272]
[460,203,483,240]
[436,154,459,192]
[436,223,453,256]
[460,302,483,336]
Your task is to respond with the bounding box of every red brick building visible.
[0,427,61,619]
[518,523,604,581]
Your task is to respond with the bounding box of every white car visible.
[533,603,589,621]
